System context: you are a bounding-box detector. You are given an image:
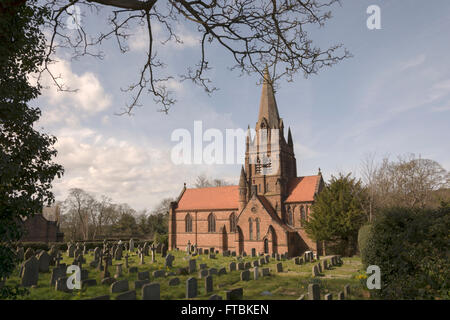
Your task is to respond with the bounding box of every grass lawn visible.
[4,250,370,300]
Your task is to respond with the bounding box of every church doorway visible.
[264,238,269,254]
[221,226,228,252]
[237,226,244,254]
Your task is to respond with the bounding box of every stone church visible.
[168,70,324,257]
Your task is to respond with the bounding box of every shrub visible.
[357,224,373,263]
[363,203,450,299]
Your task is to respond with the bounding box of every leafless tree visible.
[361,153,449,211]
[40,0,350,114]
[194,173,229,188]
[62,188,94,240]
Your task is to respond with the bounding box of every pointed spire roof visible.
[239,166,247,188]
[257,67,280,129]
[287,127,293,147]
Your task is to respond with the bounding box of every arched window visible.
[229,213,236,232]
[208,213,216,232]
[249,218,253,240]
[256,218,260,240]
[185,213,192,233]
[300,206,306,225]
[287,207,293,226]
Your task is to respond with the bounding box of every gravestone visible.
[312,265,319,277]
[114,264,123,279]
[209,294,222,300]
[114,246,122,260]
[324,293,332,300]
[261,268,270,276]
[229,262,236,272]
[338,291,345,300]
[308,283,320,300]
[50,266,66,286]
[142,283,160,300]
[344,284,350,298]
[186,277,197,298]
[199,263,207,270]
[24,248,35,261]
[208,268,217,276]
[111,279,129,293]
[165,254,175,268]
[323,260,328,270]
[252,260,259,267]
[151,243,157,263]
[237,262,244,271]
[168,277,180,286]
[253,267,259,280]
[37,251,50,273]
[240,270,250,281]
[276,263,283,272]
[259,257,265,265]
[115,290,136,300]
[55,277,70,292]
[188,259,196,273]
[244,262,251,269]
[21,256,39,287]
[94,247,101,262]
[218,267,227,276]
[225,288,243,300]
[153,270,165,278]
[128,266,138,273]
[318,263,322,273]
[129,239,134,252]
[294,257,300,265]
[198,269,209,279]
[138,271,149,280]
[265,255,270,263]
[251,248,256,257]
[205,275,213,293]
[82,279,97,288]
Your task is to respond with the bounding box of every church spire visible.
[257,67,280,129]
[239,166,247,188]
[287,127,293,147]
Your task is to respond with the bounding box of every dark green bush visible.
[357,224,373,263]
[363,203,449,300]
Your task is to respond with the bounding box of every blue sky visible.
[35,0,450,211]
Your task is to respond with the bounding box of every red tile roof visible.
[285,175,321,203]
[176,185,239,211]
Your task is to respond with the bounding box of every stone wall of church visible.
[171,209,238,252]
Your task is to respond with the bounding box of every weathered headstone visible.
[50,266,66,286]
[138,271,149,280]
[338,291,345,300]
[111,279,129,293]
[312,265,319,277]
[276,263,283,272]
[114,264,123,279]
[308,283,320,300]
[153,270,165,278]
[344,284,350,298]
[218,267,227,276]
[237,262,244,271]
[253,267,259,280]
[240,270,250,281]
[24,248,35,261]
[324,293,332,300]
[225,288,243,300]
[165,254,175,268]
[261,268,270,276]
[186,277,197,298]
[168,277,180,286]
[188,259,196,273]
[37,251,50,273]
[205,275,213,293]
[21,256,39,287]
[229,262,236,272]
[209,294,223,300]
[198,269,209,279]
[142,283,160,300]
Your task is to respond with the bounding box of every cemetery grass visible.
[4,251,369,300]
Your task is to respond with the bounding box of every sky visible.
[34,0,450,211]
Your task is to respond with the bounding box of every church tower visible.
[244,68,297,221]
